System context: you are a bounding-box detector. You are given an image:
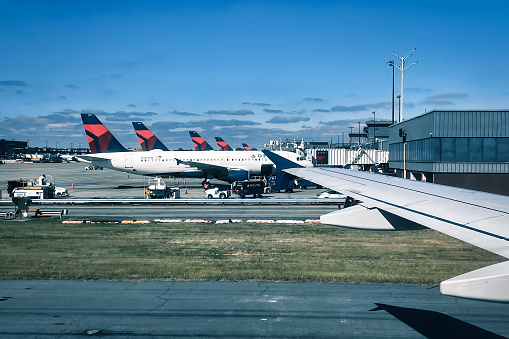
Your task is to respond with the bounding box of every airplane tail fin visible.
[242,143,256,151]
[132,122,169,151]
[189,131,214,151]
[215,137,233,151]
[81,113,128,153]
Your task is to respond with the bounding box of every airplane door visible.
[125,154,133,168]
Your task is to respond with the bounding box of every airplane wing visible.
[176,159,249,182]
[262,150,509,302]
[178,160,228,176]
[75,154,109,163]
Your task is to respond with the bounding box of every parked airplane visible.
[135,122,254,153]
[215,137,233,151]
[242,143,257,151]
[82,114,128,153]
[80,114,312,183]
[262,150,509,303]
[189,131,214,151]
[132,122,169,151]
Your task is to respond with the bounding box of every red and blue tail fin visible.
[81,114,128,153]
[242,143,257,151]
[132,122,169,151]
[215,137,233,151]
[189,131,214,151]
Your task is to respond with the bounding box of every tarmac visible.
[0,162,339,220]
[1,280,509,338]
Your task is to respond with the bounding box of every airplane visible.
[132,122,169,151]
[242,143,257,151]
[134,122,253,154]
[189,131,214,151]
[262,150,509,303]
[80,113,312,184]
[215,137,233,151]
[82,114,128,153]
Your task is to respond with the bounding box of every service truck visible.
[234,180,265,198]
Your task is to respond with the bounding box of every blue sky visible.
[1,0,508,150]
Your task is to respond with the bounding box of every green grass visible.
[0,218,502,284]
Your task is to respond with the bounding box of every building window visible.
[441,138,455,162]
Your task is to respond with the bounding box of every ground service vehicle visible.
[316,189,346,200]
[204,187,231,199]
[234,180,265,198]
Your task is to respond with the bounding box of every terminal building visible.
[0,139,27,159]
[388,110,509,195]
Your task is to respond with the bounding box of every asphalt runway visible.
[47,204,338,220]
[1,280,509,338]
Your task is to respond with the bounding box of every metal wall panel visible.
[432,162,509,173]
[433,111,509,138]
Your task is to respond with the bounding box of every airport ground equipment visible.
[145,176,180,199]
[8,175,68,199]
[12,196,31,218]
[33,208,69,218]
[204,187,231,199]
[234,180,265,198]
[85,165,103,170]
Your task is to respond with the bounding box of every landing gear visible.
[202,180,211,189]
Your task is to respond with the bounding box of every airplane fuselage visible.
[84,149,309,180]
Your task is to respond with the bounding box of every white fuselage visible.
[84,149,311,179]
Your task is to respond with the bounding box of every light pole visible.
[396,95,401,123]
[388,60,395,124]
[358,121,361,146]
[390,49,417,122]
[372,111,376,148]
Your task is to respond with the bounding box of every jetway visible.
[306,148,389,168]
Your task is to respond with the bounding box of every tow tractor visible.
[204,187,231,199]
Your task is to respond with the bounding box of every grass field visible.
[0,218,503,284]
